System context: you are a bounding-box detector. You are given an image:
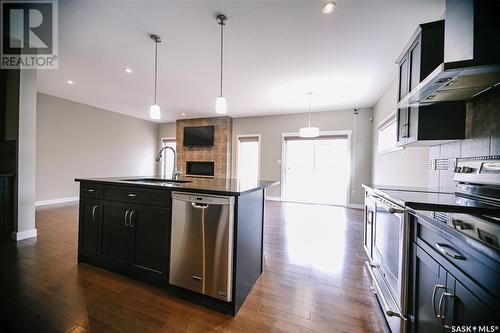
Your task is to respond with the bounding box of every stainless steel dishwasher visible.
[169,192,234,301]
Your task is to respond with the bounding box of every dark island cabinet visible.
[99,201,132,270]
[130,204,171,279]
[78,199,101,259]
[78,184,171,284]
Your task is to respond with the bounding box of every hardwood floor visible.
[0,201,387,333]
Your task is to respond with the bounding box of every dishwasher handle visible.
[191,202,209,209]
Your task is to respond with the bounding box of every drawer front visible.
[81,183,102,197]
[417,222,500,296]
[104,186,171,207]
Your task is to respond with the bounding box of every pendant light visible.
[299,92,320,138]
[215,14,228,115]
[149,34,162,120]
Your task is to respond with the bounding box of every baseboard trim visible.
[35,196,79,207]
[11,228,38,241]
[265,196,281,202]
[348,204,364,210]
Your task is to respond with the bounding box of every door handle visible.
[191,202,209,209]
[435,243,466,260]
[432,284,446,319]
[129,210,135,228]
[438,291,454,326]
[92,205,98,222]
[124,210,130,227]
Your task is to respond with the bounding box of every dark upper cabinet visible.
[396,20,466,147]
[397,20,444,104]
[78,198,101,259]
[397,101,466,147]
[130,204,171,279]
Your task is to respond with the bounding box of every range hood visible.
[398,0,500,108]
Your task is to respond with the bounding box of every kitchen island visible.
[75,176,278,315]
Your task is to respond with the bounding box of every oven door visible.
[371,197,408,332]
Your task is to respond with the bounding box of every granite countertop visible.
[76,176,279,196]
[0,173,15,177]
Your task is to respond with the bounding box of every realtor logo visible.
[1,0,58,69]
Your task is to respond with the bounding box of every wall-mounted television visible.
[183,126,214,147]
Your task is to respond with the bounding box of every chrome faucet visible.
[155,146,181,180]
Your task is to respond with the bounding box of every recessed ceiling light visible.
[322,1,336,14]
[124,68,133,73]
[67,80,74,85]
[182,113,186,116]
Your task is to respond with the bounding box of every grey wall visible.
[36,94,157,201]
[232,109,373,205]
[371,77,429,187]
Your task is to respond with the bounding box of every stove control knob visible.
[454,166,462,173]
[452,219,472,230]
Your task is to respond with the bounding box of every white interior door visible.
[237,136,260,187]
[284,136,349,205]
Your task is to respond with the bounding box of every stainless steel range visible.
[363,156,500,333]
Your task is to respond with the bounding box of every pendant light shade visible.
[215,96,227,114]
[299,92,320,138]
[216,14,228,115]
[299,126,320,138]
[150,104,161,120]
[149,34,162,120]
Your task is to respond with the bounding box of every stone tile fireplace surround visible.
[176,116,233,179]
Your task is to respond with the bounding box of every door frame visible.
[235,134,261,181]
[280,130,352,206]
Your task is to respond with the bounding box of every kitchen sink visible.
[121,178,192,184]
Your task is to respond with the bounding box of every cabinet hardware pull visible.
[92,205,98,222]
[129,211,135,228]
[124,210,130,227]
[192,275,202,281]
[432,284,446,319]
[127,193,137,197]
[438,291,454,325]
[435,243,466,260]
[86,189,94,192]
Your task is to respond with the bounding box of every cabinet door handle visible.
[124,210,130,227]
[86,189,94,193]
[129,211,135,228]
[438,291,454,325]
[92,205,98,222]
[435,243,466,260]
[127,193,137,197]
[432,284,446,319]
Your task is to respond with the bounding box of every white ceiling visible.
[37,0,445,122]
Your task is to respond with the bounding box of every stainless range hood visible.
[398,0,500,108]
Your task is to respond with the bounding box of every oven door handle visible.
[365,262,407,320]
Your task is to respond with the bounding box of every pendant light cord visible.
[308,92,312,127]
[219,19,224,97]
[154,40,158,104]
